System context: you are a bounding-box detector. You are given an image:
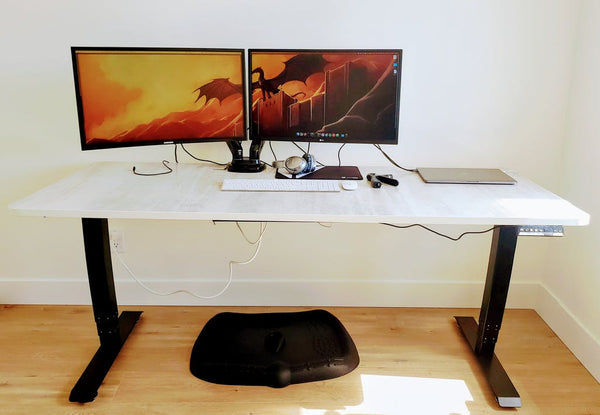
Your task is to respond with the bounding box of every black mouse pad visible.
[275,166,363,180]
[190,309,359,388]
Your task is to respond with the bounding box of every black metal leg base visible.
[69,311,143,403]
[455,316,521,408]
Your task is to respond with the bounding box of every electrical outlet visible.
[110,229,125,253]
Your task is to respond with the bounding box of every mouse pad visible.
[190,309,359,388]
[275,166,363,180]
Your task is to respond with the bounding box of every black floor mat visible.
[190,309,359,387]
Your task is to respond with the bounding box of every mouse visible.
[341,180,358,191]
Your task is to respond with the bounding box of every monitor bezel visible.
[71,46,248,151]
[247,48,402,145]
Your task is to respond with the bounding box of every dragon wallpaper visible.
[250,51,400,142]
[75,50,245,145]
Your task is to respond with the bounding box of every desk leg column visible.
[455,225,521,408]
[69,218,142,403]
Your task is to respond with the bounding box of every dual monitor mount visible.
[226,140,266,173]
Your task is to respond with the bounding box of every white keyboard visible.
[222,179,341,192]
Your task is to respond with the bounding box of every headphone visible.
[273,154,316,175]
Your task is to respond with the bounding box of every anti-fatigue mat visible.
[190,309,359,387]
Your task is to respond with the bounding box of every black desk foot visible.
[455,316,521,408]
[69,311,142,403]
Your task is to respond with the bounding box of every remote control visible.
[376,175,399,186]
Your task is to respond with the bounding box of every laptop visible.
[416,168,516,185]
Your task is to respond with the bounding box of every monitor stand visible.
[227,140,266,173]
[276,166,363,180]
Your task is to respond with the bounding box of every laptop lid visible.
[416,168,516,184]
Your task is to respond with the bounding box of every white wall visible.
[537,0,600,381]
[1,1,597,378]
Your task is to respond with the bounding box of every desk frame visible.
[69,218,522,407]
[11,162,589,408]
[69,218,142,403]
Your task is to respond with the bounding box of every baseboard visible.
[535,283,600,383]
[0,278,538,308]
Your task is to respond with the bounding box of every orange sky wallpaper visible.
[75,50,244,143]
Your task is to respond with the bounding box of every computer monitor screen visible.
[72,47,246,150]
[248,49,402,144]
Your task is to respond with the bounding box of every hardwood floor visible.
[0,305,598,414]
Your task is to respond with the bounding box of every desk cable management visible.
[110,222,268,300]
[131,141,419,175]
[382,223,500,241]
[110,219,500,300]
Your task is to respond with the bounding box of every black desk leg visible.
[69,218,142,403]
[455,225,522,408]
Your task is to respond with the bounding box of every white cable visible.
[236,221,268,244]
[110,222,267,300]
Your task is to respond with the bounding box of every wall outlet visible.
[110,229,125,253]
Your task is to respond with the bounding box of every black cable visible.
[382,223,500,241]
[174,143,179,163]
[373,144,417,173]
[269,141,277,161]
[132,160,173,176]
[337,143,346,166]
[179,143,229,166]
[260,159,274,168]
[292,141,308,155]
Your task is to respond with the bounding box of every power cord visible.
[382,223,500,241]
[132,160,173,176]
[110,222,268,299]
[179,143,229,166]
[373,144,417,173]
[337,143,346,167]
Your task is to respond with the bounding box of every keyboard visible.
[221,179,341,192]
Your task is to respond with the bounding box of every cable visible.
[268,141,278,161]
[236,221,268,244]
[292,141,308,155]
[260,159,274,168]
[373,144,417,173]
[382,223,500,241]
[111,222,268,300]
[132,160,173,176]
[179,143,229,166]
[337,143,346,166]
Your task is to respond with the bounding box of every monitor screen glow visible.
[248,49,402,145]
[72,47,246,150]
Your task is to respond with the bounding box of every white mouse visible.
[341,180,358,191]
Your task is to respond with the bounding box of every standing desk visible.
[9,162,590,407]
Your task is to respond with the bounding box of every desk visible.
[10,162,589,407]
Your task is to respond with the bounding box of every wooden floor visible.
[0,305,599,414]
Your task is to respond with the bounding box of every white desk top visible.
[9,162,590,226]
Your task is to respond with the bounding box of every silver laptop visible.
[416,168,516,184]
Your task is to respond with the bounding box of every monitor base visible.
[228,158,266,173]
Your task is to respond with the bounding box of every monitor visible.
[248,49,402,145]
[71,47,261,171]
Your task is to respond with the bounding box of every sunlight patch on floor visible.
[301,374,473,415]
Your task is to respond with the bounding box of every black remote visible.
[376,175,399,186]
